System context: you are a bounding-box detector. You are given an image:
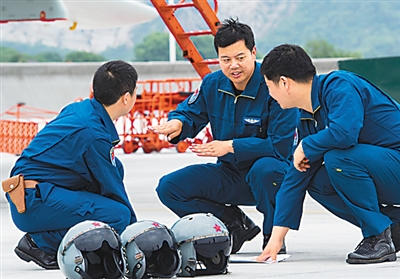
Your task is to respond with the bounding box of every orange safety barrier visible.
[0,103,58,155]
[117,78,213,154]
[0,120,38,155]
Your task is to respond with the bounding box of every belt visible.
[24,180,39,188]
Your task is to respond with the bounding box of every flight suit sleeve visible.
[83,139,136,223]
[273,122,323,229]
[302,79,364,162]
[233,99,298,164]
[273,159,323,229]
[168,86,209,144]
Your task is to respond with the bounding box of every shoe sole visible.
[231,226,261,254]
[14,247,59,270]
[346,252,397,264]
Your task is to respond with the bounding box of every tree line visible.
[1,32,361,63]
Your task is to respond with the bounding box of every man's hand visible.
[189,140,233,157]
[148,119,183,141]
[293,140,310,172]
[256,226,289,263]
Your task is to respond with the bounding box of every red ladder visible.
[150,0,220,78]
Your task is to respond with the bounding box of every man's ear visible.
[252,46,257,58]
[280,76,289,90]
[122,92,130,105]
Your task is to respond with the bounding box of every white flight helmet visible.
[120,226,146,279]
[122,220,182,278]
[171,213,231,277]
[57,220,126,279]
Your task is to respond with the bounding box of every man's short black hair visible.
[93,60,138,106]
[214,17,255,53]
[261,44,316,84]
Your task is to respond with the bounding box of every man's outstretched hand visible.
[148,119,183,141]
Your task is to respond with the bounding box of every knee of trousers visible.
[247,159,287,193]
[110,204,132,233]
[156,175,178,207]
[324,149,349,170]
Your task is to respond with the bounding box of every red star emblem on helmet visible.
[152,222,160,227]
[214,224,221,232]
[92,222,101,227]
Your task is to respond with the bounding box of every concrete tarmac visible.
[1,149,399,279]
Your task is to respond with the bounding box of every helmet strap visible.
[74,266,92,279]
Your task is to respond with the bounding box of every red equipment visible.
[118,78,213,154]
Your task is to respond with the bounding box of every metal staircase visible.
[150,0,220,78]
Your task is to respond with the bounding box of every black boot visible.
[391,222,400,253]
[220,205,261,254]
[14,234,59,270]
[346,226,397,264]
[263,235,287,254]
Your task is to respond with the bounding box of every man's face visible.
[218,40,256,91]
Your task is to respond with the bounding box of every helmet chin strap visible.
[112,249,125,277]
[74,266,92,279]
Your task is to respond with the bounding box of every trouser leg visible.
[156,162,261,253]
[324,144,400,237]
[9,184,132,254]
[246,157,288,234]
[156,162,256,219]
[307,164,359,227]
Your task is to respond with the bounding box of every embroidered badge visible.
[293,127,299,146]
[188,83,201,104]
[243,117,261,126]
[110,147,116,166]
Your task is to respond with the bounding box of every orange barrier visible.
[0,120,38,155]
[0,103,58,155]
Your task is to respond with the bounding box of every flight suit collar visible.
[300,74,320,117]
[219,62,262,98]
[91,98,120,146]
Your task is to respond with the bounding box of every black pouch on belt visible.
[2,174,26,213]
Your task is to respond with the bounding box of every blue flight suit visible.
[156,62,298,234]
[6,98,136,254]
[274,70,400,238]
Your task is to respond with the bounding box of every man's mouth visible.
[231,71,242,78]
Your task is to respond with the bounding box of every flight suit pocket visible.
[76,199,95,217]
[242,117,266,137]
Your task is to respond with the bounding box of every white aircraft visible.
[0,0,158,30]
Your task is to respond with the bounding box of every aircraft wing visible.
[0,0,67,23]
[0,0,158,30]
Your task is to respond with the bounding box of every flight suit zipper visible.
[218,89,259,136]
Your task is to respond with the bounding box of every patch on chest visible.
[243,117,261,126]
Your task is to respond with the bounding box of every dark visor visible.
[74,228,119,252]
[134,228,175,252]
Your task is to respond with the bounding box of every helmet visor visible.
[134,228,176,252]
[74,228,120,252]
[194,235,231,258]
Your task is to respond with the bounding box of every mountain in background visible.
[1,0,399,60]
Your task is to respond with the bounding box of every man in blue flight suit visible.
[2,60,138,269]
[256,44,400,264]
[150,18,298,254]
